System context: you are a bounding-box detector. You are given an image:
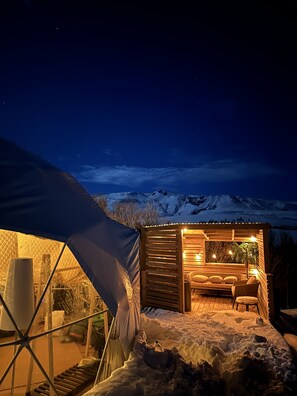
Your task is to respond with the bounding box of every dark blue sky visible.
[1,1,296,200]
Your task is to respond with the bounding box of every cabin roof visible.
[143,222,270,229]
[142,222,270,242]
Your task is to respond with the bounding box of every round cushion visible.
[209,275,223,284]
[192,275,208,283]
[224,276,237,284]
[236,296,258,304]
[247,276,258,284]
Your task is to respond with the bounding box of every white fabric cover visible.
[192,275,208,283]
[236,296,258,304]
[0,258,34,331]
[224,276,238,284]
[209,275,223,284]
[0,137,140,359]
[44,310,65,336]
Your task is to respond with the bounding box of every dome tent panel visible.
[0,232,109,393]
[0,137,140,393]
[0,136,139,329]
[17,232,81,284]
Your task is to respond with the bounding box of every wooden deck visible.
[142,291,262,316]
[190,291,262,315]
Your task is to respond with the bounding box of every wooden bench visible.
[188,264,247,296]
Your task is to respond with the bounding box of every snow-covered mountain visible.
[96,191,297,229]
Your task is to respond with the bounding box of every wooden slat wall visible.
[257,230,274,320]
[198,263,246,277]
[182,234,205,273]
[141,226,183,312]
[204,228,261,242]
[141,223,271,319]
[204,230,233,241]
[264,227,274,321]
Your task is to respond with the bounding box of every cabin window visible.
[205,241,258,265]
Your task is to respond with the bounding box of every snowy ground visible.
[84,309,297,396]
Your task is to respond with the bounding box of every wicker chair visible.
[231,279,260,309]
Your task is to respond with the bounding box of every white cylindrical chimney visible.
[0,257,34,331]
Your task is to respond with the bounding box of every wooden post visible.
[10,334,17,396]
[102,302,109,341]
[43,254,55,396]
[85,285,96,357]
[25,245,66,396]
[140,227,147,308]
[177,225,184,313]
[27,256,47,393]
[26,342,34,393]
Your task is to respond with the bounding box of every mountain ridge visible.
[95,191,297,229]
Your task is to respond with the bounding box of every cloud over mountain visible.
[77,160,283,188]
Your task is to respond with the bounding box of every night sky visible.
[1,1,296,200]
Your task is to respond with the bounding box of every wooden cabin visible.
[140,222,274,321]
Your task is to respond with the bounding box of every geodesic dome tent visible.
[0,137,140,393]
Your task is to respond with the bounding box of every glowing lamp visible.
[250,268,259,277]
[250,236,257,242]
[212,254,216,259]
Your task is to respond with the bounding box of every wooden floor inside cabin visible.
[142,292,262,316]
[190,290,262,316]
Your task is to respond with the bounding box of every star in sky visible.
[0,2,296,200]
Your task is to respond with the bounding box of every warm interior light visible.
[183,252,186,259]
[228,250,233,255]
[250,268,259,277]
[195,253,201,261]
[250,236,257,242]
[212,254,216,259]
